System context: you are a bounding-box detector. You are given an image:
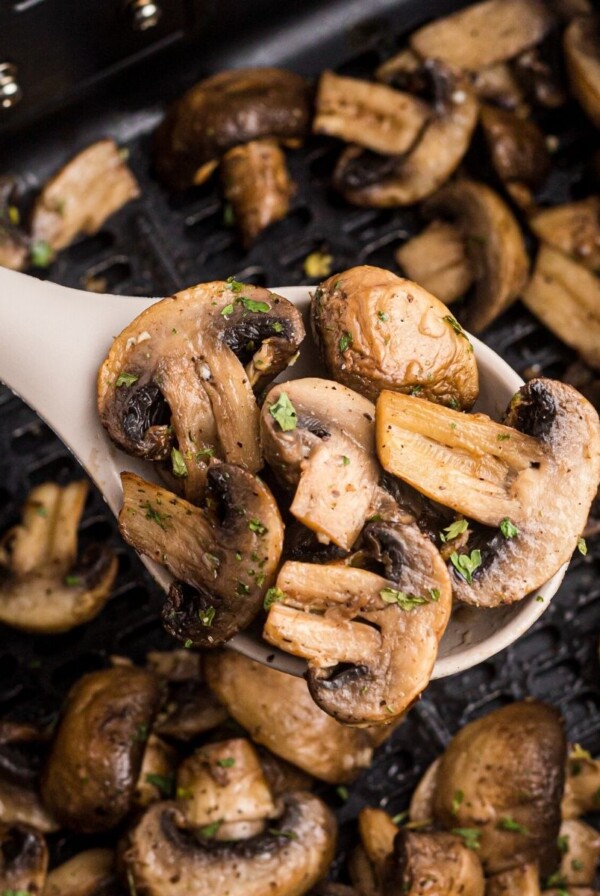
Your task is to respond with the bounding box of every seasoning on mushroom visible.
[562,745,600,819]
[0,481,117,633]
[333,62,478,207]
[204,651,393,784]
[134,733,178,808]
[41,666,161,832]
[556,819,600,887]
[564,14,600,128]
[97,279,304,503]
[376,380,600,607]
[485,864,541,896]
[30,139,140,253]
[311,266,479,408]
[119,465,283,648]
[263,515,452,726]
[384,829,486,895]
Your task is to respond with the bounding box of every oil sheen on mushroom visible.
[97,279,304,502]
[311,266,479,409]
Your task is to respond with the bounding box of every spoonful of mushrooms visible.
[0,265,586,690]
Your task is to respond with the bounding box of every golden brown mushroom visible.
[564,15,600,127]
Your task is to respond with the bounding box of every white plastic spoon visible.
[0,266,565,677]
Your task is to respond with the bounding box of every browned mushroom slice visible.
[43,849,117,896]
[522,245,600,369]
[134,734,177,808]
[348,808,398,896]
[97,280,304,502]
[176,739,278,840]
[384,829,485,895]
[221,140,295,247]
[311,266,479,409]
[423,179,529,332]
[263,517,451,726]
[334,63,478,207]
[529,198,600,270]
[557,819,600,886]
[0,481,117,633]
[0,780,57,833]
[261,378,380,550]
[408,758,440,824]
[154,68,311,190]
[482,863,541,895]
[513,46,568,108]
[472,63,526,108]
[562,746,600,818]
[432,701,566,876]
[377,380,600,607]
[119,465,283,647]
[410,0,554,71]
[0,822,47,893]
[313,71,429,155]
[204,651,392,784]
[564,15,600,128]
[41,666,161,832]
[124,792,336,896]
[30,139,139,253]
[396,221,474,305]
[374,47,423,88]
[480,106,551,211]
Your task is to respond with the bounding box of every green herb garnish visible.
[217,757,235,768]
[141,501,169,530]
[30,239,54,267]
[272,322,284,333]
[577,537,588,555]
[342,455,350,465]
[451,790,464,815]
[380,588,428,611]
[226,277,244,292]
[450,550,482,584]
[241,297,271,313]
[171,447,188,478]
[500,518,519,538]
[264,587,285,610]
[199,606,215,627]
[268,828,298,840]
[145,773,174,797]
[64,574,81,587]
[339,331,353,352]
[199,821,222,838]
[249,518,268,536]
[440,519,468,542]
[116,371,139,388]
[336,786,349,800]
[221,303,235,318]
[377,311,388,321]
[497,816,528,834]
[451,827,481,850]
[269,391,297,432]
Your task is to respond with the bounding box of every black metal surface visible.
[1,0,600,881]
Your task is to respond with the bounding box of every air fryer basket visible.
[1,0,600,877]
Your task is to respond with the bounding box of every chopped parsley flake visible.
[577,537,588,555]
[272,322,284,333]
[30,239,55,268]
[196,447,215,460]
[184,639,193,648]
[145,773,174,797]
[236,581,250,595]
[268,828,298,840]
[342,455,350,465]
[223,203,235,227]
[249,518,268,536]
[451,827,481,850]
[497,816,528,834]
[377,310,388,321]
[557,834,569,854]
[450,550,482,584]
[64,574,81,587]
[226,277,244,292]
[452,790,464,814]
[241,297,271,313]
[380,588,429,610]
[141,501,169,530]
[392,811,408,825]
[199,606,215,627]
[497,433,511,442]
[536,595,544,602]
[171,447,188,478]
[269,392,297,432]
[571,858,584,871]
[500,518,519,538]
[217,757,235,768]
[443,315,465,336]
[35,506,48,517]
[339,331,353,352]
[264,587,285,609]
[116,371,139,388]
[221,303,235,318]
[134,723,148,742]
[440,519,468,542]
[199,821,222,838]
[336,786,349,800]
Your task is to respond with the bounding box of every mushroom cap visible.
[97,280,304,503]
[41,666,161,832]
[557,819,600,887]
[43,849,117,896]
[384,829,485,896]
[432,700,566,875]
[423,178,529,333]
[30,139,140,252]
[564,15,600,128]
[119,464,284,647]
[311,265,479,409]
[154,68,311,189]
[528,197,600,271]
[204,651,391,784]
[0,821,48,894]
[485,863,541,896]
[562,749,600,818]
[0,481,117,633]
[124,792,337,896]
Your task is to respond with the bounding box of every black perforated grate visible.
[1,0,600,881]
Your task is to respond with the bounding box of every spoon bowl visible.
[0,266,565,676]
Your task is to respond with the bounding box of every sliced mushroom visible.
[0,481,117,633]
[408,758,440,824]
[564,15,600,128]
[513,45,568,109]
[311,266,479,409]
[562,747,600,818]
[204,651,392,784]
[30,139,139,252]
[176,739,278,840]
[258,749,313,798]
[376,380,600,606]
[349,808,398,896]
[313,71,429,155]
[396,221,474,305]
[155,682,229,741]
[41,666,160,832]
[423,179,529,333]
[146,648,200,682]
[0,779,57,834]
[0,822,47,894]
[409,0,554,71]
[123,791,336,896]
[374,47,424,90]
[119,464,283,647]
[484,863,540,895]
[134,734,177,808]
[43,849,117,896]
[334,62,478,207]
[260,378,380,550]
[221,140,295,246]
[472,63,526,108]
[480,105,551,211]
[432,701,566,875]
[529,198,600,271]
[154,68,311,190]
[522,245,600,369]
[384,829,485,896]
[263,516,452,726]
[557,819,600,886]
[97,280,304,502]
